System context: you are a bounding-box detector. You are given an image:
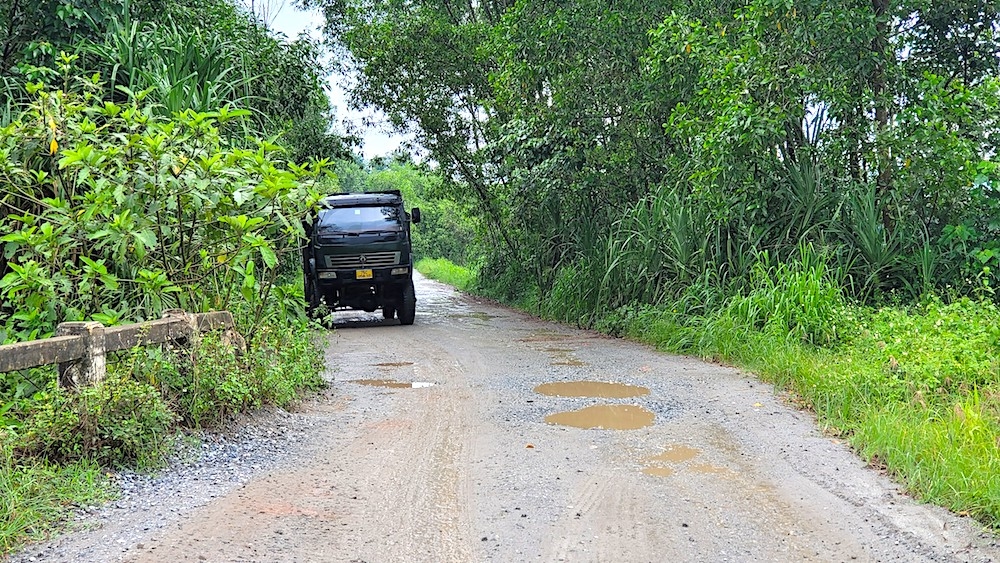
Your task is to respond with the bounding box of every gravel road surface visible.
[11,273,1000,562]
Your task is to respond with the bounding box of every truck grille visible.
[324,252,401,269]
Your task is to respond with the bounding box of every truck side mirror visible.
[411,207,421,224]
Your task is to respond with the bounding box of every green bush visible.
[0,85,328,344]
[12,376,175,469]
[152,326,325,428]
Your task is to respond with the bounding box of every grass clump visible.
[416,257,475,291]
[0,447,112,555]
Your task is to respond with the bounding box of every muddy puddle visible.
[540,347,589,367]
[690,463,731,474]
[641,443,734,478]
[534,381,649,399]
[517,331,577,343]
[349,379,434,389]
[544,405,654,430]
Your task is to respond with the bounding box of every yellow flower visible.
[49,139,58,155]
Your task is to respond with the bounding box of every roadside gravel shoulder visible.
[8,402,329,563]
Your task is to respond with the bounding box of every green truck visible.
[302,190,421,324]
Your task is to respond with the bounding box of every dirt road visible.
[13,274,1000,562]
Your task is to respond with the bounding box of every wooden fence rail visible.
[0,310,240,389]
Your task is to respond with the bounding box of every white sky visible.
[269,4,411,160]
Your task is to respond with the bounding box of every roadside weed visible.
[416,258,476,291]
[0,445,111,554]
[854,399,1000,522]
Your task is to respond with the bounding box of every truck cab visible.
[302,190,421,324]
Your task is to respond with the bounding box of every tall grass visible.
[415,258,475,291]
[80,13,257,120]
[0,448,112,554]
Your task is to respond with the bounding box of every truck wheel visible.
[382,306,396,320]
[398,281,416,325]
[304,274,320,318]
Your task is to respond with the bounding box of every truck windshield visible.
[318,206,402,232]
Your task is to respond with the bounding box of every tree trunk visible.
[871,0,893,227]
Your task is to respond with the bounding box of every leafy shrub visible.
[852,297,1000,394]
[154,326,325,428]
[13,376,176,469]
[0,85,328,343]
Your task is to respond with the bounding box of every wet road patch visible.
[534,381,650,399]
[641,466,675,477]
[349,379,435,389]
[544,405,655,430]
[447,312,498,321]
[541,347,589,367]
[647,444,700,463]
[641,443,734,478]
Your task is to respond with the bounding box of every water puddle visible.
[647,444,700,463]
[544,405,654,430]
[641,466,675,477]
[542,347,589,367]
[639,444,734,478]
[518,332,574,343]
[534,381,650,399]
[372,362,414,368]
[447,312,497,321]
[350,379,434,389]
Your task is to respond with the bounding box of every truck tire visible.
[398,281,416,325]
[382,306,396,320]
[304,274,320,318]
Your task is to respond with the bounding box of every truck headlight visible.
[318,271,337,279]
[391,267,409,275]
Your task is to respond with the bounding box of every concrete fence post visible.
[56,321,107,389]
[161,309,198,361]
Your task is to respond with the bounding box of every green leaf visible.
[133,229,157,251]
[258,245,278,269]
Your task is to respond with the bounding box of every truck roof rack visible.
[319,190,403,208]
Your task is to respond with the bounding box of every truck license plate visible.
[356,269,373,280]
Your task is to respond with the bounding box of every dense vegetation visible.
[2,0,1000,551]
[315,0,1000,527]
[0,0,341,552]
